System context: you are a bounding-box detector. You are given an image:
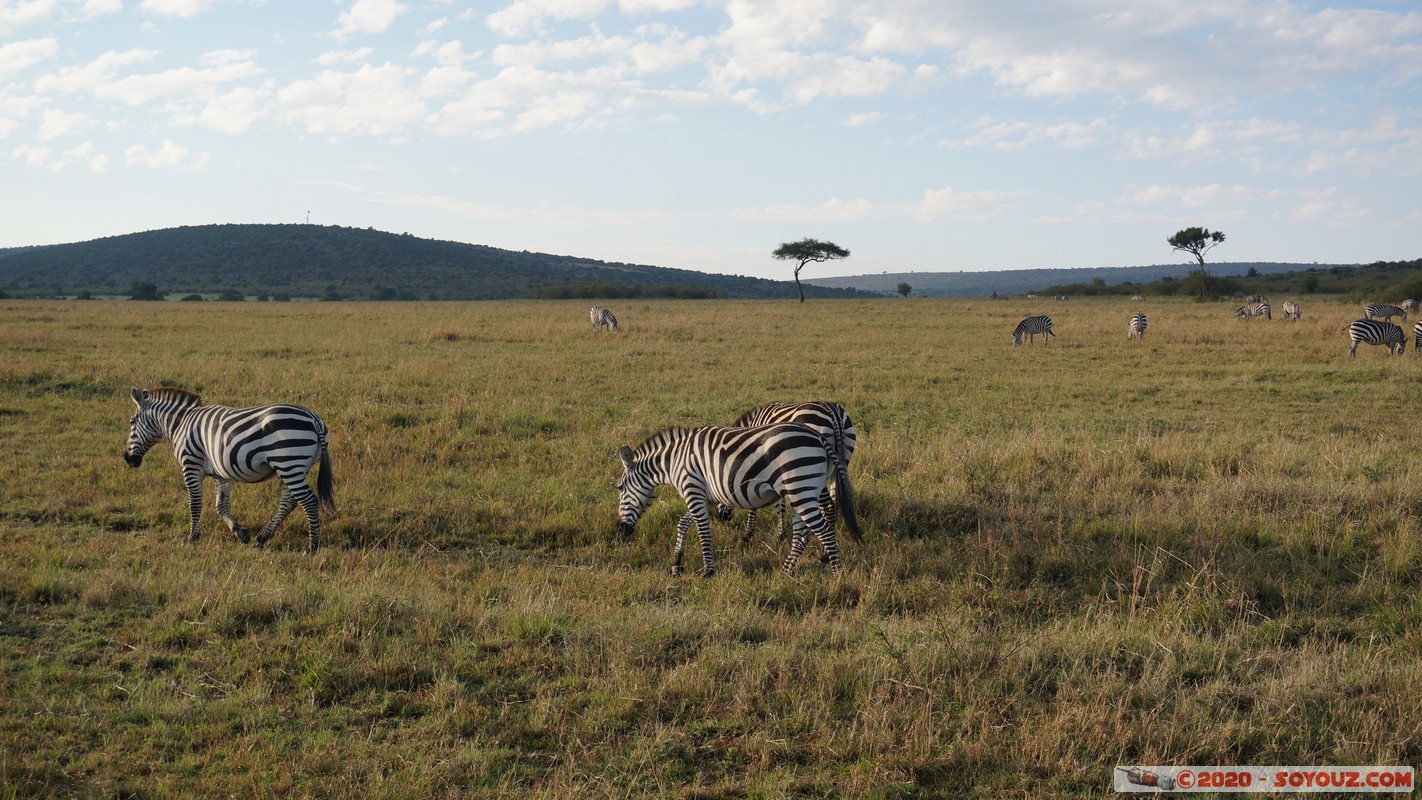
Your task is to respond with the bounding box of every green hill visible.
[0,224,871,301]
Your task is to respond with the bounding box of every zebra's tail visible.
[316,443,337,517]
[821,434,864,545]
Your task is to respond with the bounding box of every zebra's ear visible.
[618,445,635,469]
[130,387,146,406]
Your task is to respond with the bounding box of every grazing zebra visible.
[1347,319,1405,357]
[123,387,336,552]
[1281,300,1301,321]
[718,401,859,546]
[616,424,862,576]
[1012,315,1054,346]
[589,305,619,331]
[590,305,619,331]
[1234,302,1271,321]
[1404,299,1420,313]
[1130,294,1144,302]
[1128,312,1147,340]
[1245,294,1267,304]
[1365,303,1407,323]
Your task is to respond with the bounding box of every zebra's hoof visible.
[670,565,683,577]
[233,527,251,544]
[699,566,717,578]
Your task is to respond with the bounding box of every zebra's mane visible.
[730,402,780,427]
[634,426,696,452]
[145,386,203,406]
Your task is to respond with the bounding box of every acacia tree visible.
[1167,227,1227,299]
[772,238,850,303]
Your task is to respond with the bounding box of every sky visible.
[2,0,1420,281]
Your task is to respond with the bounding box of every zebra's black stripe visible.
[616,423,861,576]
[124,387,336,552]
[1346,320,1405,357]
[1013,315,1054,346]
[719,401,859,546]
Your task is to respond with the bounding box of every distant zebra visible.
[1245,294,1267,305]
[589,305,619,331]
[1128,312,1147,340]
[1130,294,1145,302]
[1013,315,1054,346]
[1403,299,1420,313]
[1281,300,1301,321]
[124,387,336,552]
[1234,302,1271,321]
[1347,319,1405,357]
[718,401,859,546]
[1365,303,1407,323]
[616,424,861,576]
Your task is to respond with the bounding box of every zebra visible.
[616,423,862,577]
[1404,299,1420,313]
[1346,319,1405,357]
[1365,303,1407,323]
[589,305,619,331]
[1128,312,1147,340]
[1012,315,1054,346]
[123,387,336,552]
[1414,321,1422,352]
[1281,300,1301,321]
[717,401,859,546]
[1245,294,1267,305]
[1234,302,1270,321]
[1130,294,1144,302]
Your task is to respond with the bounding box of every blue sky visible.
[3,0,1420,281]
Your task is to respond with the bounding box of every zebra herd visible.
[123,381,860,577]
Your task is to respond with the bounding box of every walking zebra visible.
[616,424,862,576]
[1347,320,1405,357]
[717,401,859,546]
[123,387,336,552]
[1128,312,1147,340]
[1365,303,1407,323]
[1012,315,1054,346]
[589,305,619,331]
[1281,300,1301,321]
[1234,302,1270,321]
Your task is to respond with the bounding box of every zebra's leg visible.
[782,497,843,574]
[254,486,299,548]
[690,506,716,578]
[672,512,694,576]
[740,508,758,543]
[182,469,204,542]
[214,479,250,543]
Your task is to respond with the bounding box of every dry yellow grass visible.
[1,296,1419,797]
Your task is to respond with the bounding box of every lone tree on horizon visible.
[773,238,850,303]
[1168,227,1227,299]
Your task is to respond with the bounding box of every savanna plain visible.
[2,297,1420,798]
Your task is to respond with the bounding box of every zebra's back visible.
[1128,313,1147,339]
[731,401,855,463]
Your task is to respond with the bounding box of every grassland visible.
[1,296,1420,798]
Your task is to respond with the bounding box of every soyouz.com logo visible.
[1115,766,1414,793]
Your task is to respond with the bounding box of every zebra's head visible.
[124,387,161,467]
[616,444,655,535]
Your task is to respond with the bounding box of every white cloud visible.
[125,138,208,169]
[140,0,214,18]
[0,0,57,38]
[840,111,884,127]
[333,0,408,39]
[37,107,85,140]
[903,186,1031,222]
[0,37,59,79]
[199,86,271,134]
[11,142,51,167]
[317,48,375,66]
[277,63,428,137]
[486,0,609,37]
[77,0,121,19]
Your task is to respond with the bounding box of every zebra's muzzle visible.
[123,451,144,468]
[617,519,636,536]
